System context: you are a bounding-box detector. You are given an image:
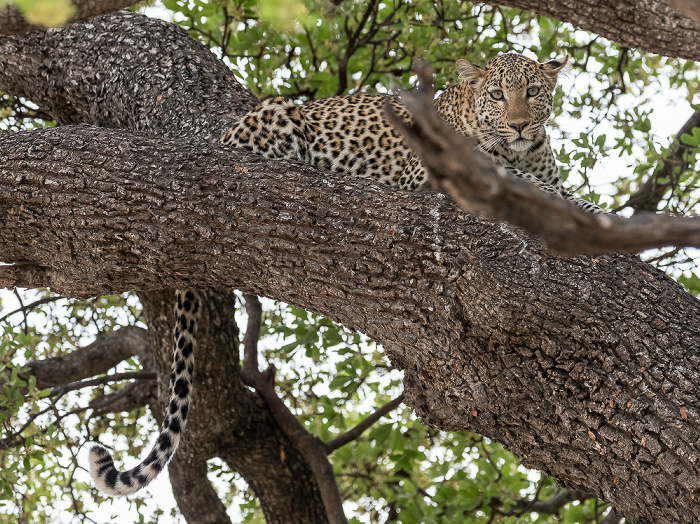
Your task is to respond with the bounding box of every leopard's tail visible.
[89,290,201,496]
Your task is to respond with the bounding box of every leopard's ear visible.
[456,59,487,91]
[541,54,568,73]
[540,54,568,89]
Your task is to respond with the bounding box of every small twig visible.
[50,371,156,398]
[325,393,404,453]
[0,295,64,325]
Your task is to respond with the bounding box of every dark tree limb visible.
[0,12,329,522]
[0,10,256,135]
[241,294,344,524]
[87,380,156,416]
[0,0,140,36]
[19,325,149,388]
[490,488,589,517]
[386,63,700,256]
[490,0,700,61]
[0,295,64,324]
[324,394,404,453]
[139,290,328,524]
[52,371,155,397]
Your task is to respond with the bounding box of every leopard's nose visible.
[508,121,529,133]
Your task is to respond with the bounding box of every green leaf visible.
[681,127,700,146]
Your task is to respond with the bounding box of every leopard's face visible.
[457,53,566,153]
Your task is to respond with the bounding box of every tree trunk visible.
[1,9,700,524]
[140,290,327,524]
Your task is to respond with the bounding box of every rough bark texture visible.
[495,0,700,61]
[1,9,700,524]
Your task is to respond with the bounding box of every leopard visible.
[88,53,600,498]
[220,52,601,213]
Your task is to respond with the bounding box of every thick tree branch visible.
[23,325,148,387]
[0,0,140,36]
[1,11,699,523]
[387,65,700,256]
[0,10,256,135]
[490,0,700,61]
[0,12,329,521]
[139,290,327,524]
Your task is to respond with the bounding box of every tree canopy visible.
[1,1,700,523]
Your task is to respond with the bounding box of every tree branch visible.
[489,0,700,61]
[0,294,64,324]
[324,394,404,453]
[52,370,155,397]
[1,11,699,523]
[490,488,590,516]
[241,294,345,524]
[0,326,149,390]
[617,111,700,212]
[139,290,328,524]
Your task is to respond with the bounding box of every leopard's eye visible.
[489,89,504,100]
[527,85,541,97]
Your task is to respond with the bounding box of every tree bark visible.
[1,10,700,524]
[494,0,700,61]
[139,290,327,524]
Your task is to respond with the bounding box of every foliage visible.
[3,0,700,522]
[0,0,75,27]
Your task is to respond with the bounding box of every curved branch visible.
[324,394,404,453]
[0,11,257,136]
[139,290,328,524]
[618,111,700,212]
[27,326,148,385]
[241,294,345,524]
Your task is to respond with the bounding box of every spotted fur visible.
[221,53,601,213]
[89,290,200,496]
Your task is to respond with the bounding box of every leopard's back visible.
[222,92,428,190]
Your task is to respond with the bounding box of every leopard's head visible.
[456,53,567,152]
